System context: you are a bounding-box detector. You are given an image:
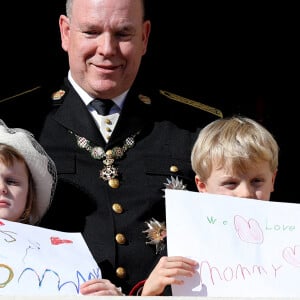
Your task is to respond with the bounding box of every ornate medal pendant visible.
[100,165,120,188]
[71,131,140,188]
[99,155,120,188]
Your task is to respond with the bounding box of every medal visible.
[71,131,140,187]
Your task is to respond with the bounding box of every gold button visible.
[105,119,112,125]
[170,165,179,173]
[115,233,126,244]
[106,134,111,140]
[112,203,123,214]
[109,178,119,188]
[106,127,112,132]
[116,267,126,279]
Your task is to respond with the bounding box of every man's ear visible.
[59,15,71,52]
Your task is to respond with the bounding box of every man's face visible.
[60,0,151,99]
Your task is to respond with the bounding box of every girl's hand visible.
[80,278,124,296]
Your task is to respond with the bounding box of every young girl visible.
[0,120,57,224]
[0,119,123,296]
[132,115,279,296]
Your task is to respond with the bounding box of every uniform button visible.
[109,178,120,188]
[105,119,112,125]
[115,233,126,244]
[112,203,123,214]
[170,165,179,173]
[106,127,112,132]
[116,267,126,279]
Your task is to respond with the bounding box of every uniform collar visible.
[68,70,127,111]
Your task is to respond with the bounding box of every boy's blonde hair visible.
[191,116,279,181]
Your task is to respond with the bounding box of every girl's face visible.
[0,159,29,221]
[195,160,276,201]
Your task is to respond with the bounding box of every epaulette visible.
[159,89,223,118]
[51,89,66,105]
[0,86,42,104]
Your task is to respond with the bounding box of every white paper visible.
[0,219,101,295]
[165,189,299,297]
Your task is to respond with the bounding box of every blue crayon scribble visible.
[18,267,101,294]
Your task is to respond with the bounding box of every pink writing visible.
[198,260,282,285]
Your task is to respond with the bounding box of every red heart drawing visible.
[283,245,300,267]
[0,221,5,226]
[234,215,264,244]
[50,236,73,245]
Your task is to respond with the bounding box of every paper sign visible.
[165,189,299,297]
[0,219,101,295]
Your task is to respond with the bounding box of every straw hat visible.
[0,119,57,224]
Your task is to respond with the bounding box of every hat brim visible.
[0,119,57,224]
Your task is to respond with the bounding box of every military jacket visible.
[37,78,221,294]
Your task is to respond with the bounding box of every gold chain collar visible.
[70,130,140,188]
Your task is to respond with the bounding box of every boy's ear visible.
[271,169,278,192]
[195,175,207,192]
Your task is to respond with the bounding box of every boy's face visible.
[195,160,276,201]
[0,159,29,221]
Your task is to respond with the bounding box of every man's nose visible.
[97,33,117,56]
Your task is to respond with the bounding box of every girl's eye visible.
[6,179,19,186]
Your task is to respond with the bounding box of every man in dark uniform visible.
[20,0,222,295]
[39,83,221,295]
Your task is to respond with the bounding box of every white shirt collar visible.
[68,71,128,110]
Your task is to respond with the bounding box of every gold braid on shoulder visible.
[0,86,42,104]
[159,89,223,118]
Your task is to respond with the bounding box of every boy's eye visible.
[252,178,265,186]
[253,178,263,183]
[223,181,237,189]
